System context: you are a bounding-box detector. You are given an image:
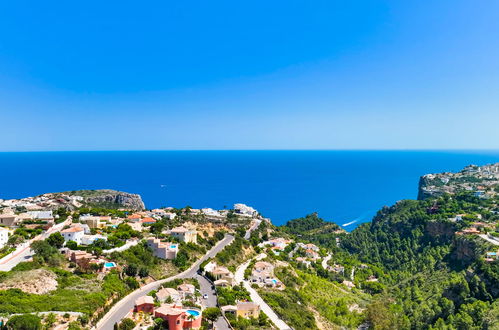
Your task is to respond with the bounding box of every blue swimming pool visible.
[104,262,116,268]
[186,309,200,317]
[170,245,177,249]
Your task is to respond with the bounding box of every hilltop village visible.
[0,164,499,329]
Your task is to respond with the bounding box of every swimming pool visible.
[104,262,116,268]
[170,245,177,249]
[186,309,200,317]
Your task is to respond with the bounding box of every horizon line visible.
[1,148,499,153]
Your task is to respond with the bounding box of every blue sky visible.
[1,1,499,151]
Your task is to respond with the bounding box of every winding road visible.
[321,254,332,269]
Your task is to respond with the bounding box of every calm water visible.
[1,150,499,229]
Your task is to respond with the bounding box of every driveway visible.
[96,234,234,330]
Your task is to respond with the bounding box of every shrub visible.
[7,314,42,330]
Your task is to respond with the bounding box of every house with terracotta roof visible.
[154,303,202,330]
[305,249,320,260]
[61,225,85,245]
[141,217,156,225]
[456,227,481,235]
[134,296,155,314]
[127,214,142,222]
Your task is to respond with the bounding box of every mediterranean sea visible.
[2,150,499,230]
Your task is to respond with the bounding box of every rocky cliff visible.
[65,189,145,210]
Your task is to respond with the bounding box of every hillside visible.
[275,164,499,329]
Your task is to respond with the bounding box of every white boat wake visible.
[342,220,358,227]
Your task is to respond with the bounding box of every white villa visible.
[61,225,85,245]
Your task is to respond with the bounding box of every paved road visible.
[479,234,499,246]
[234,253,291,330]
[195,274,230,330]
[244,220,261,239]
[96,234,234,330]
[0,218,71,271]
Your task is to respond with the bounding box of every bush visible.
[118,318,135,330]
[7,314,42,330]
[125,277,140,289]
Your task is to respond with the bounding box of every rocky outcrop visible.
[425,220,456,240]
[79,190,145,210]
[58,189,146,210]
[452,236,485,265]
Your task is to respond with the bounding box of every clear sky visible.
[1,1,499,151]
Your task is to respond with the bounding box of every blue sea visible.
[2,150,499,230]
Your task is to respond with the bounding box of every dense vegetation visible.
[281,213,344,249]
[278,193,499,329]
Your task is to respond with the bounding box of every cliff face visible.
[67,189,146,210]
[417,175,440,200]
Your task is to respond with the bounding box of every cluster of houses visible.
[296,242,320,259]
[0,193,83,214]
[133,287,202,330]
[420,164,499,199]
[146,226,198,260]
[293,242,321,267]
[173,203,266,225]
